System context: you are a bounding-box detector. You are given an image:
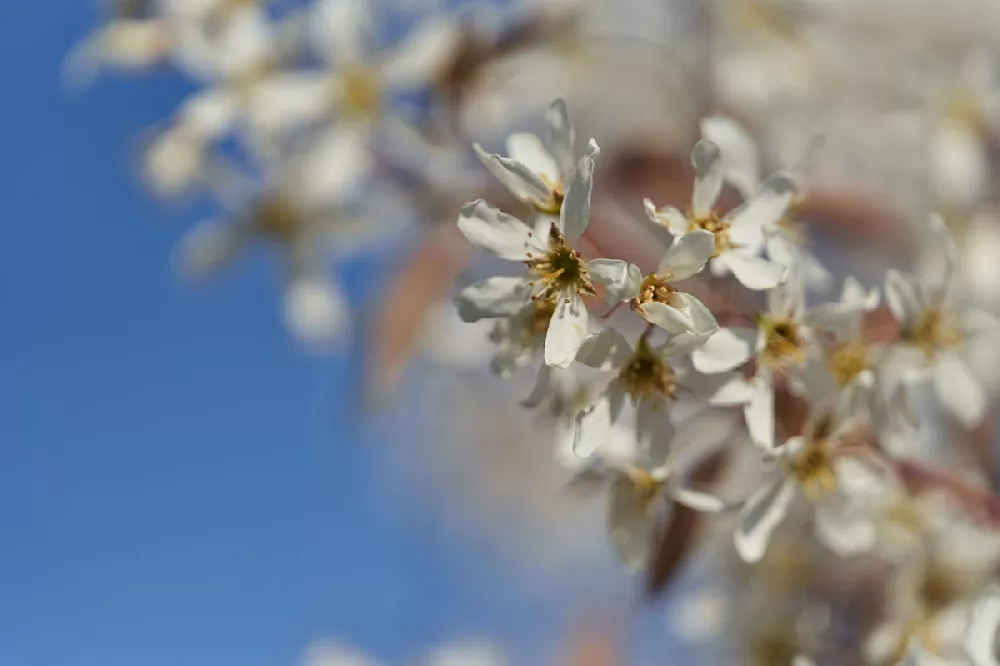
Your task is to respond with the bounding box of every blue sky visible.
[0,3,606,665]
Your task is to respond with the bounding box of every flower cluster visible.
[453,99,1000,666]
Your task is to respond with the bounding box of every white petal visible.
[473,144,552,206]
[381,15,460,88]
[658,229,715,279]
[456,199,539,261]
[841,275,880,310]
[635,398,675,468]
[734,475,796,562]
[699,115,759,197]
[544,293,589,368]
[587,259,642,303]
[832,452,889,499]
[934,352,987,428]
[175,219,249,277]
[143,127,205,198]
[576,328,633,370]
[744,373,775,449]
[247,73,333,135]
[292,124,373,204]
[574,383,625,458]
[691,139,723,217]
[454,276,532,322]
[559,152,596,243]
[726,172,797,243]
[885,269,922,326]
[965,586,1000,666]
[505,132,560,184]
[178,87,239,140]
[721,251,785,290]
[692,327,756,373]
[643,200,688,235]
[637,301,694,334]
[545,97,576,181]
[813,500,876,556]
[608,475,657,571]
[930,122,989,208]
[520,364,552,409]
[311,0,370,65]
[669,485,730,513]
[679,371,754,406]
[283,278,347,347]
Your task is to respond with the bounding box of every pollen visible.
[619,337,677,401]
[761,316,806,367]
[253,195,302,240]
[339,67,381,119]
[827,342,869,385]
[904,308,962,360]
[789,440,836,495]
[525,224,594,300]
[631,274,677,311]
[687,212,733,257]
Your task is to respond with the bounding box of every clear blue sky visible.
[0,3,620,665]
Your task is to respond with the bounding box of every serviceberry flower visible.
[454,158,639,368]
[643,139,796,290]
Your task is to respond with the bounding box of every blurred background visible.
[4,0,1000,664]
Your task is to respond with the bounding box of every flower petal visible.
[744,372,775,449]
[544,293,589,368]
[658,229,715,279]
[669,485,731,513]
[679,370,754,406]
[381,15,460,89]
[726,172,797,247]
[454,276,532,322]
[637,301,695,335]
[885,269,922,326]
[576,328,633,370]
[473,144,552,206]
[814,500,876,556]
[691,139,723,217]
[636,397,675,468]
[699,115,760,198]
[720,251,785,290]
[587,259,642,303]
[734,475,796,562]
[505,132,560,185]
[559,147,598,243]
[692,327,756,373]
[643,200,687,235]
[456,199,539,261]
[934,351,986,428]
[283,278,346,347]
[545,97,576,181]
[175,219,250,277]
[574,382,626,458]
[520,364,552,409]
[964,586,1000,666]
[608,475,657,571]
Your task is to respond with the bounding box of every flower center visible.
[339,67,382,119]
[634,274,677,307]
[761,316,806,367]
[789,440,836,494]
[688,212,733,257]
[903,308,962,360]
[525,224,594,301]
[253,195,302,239]
[827,342,869,385]
[619,338,677,401]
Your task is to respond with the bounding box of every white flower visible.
[617,229,720,337]
[473,97,585,216]
[885,213,1000,427]
[700,114,831,289]
[454,155,638,368]
[246,0,460,137]
[63,16,174,88]
[644,139,795,290]
[693,272,816,449]
[565,415,736,571]
[734,402,890,562]
[572,328,752,460]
